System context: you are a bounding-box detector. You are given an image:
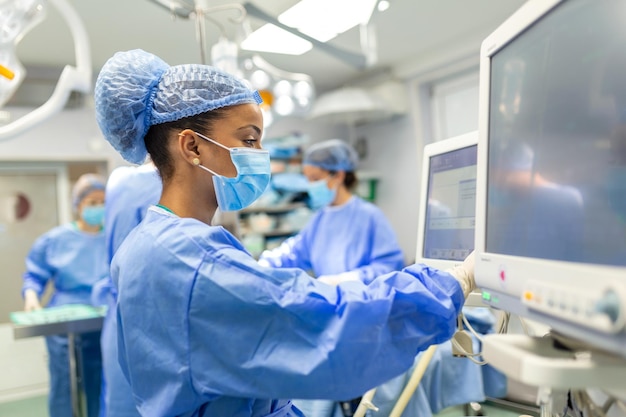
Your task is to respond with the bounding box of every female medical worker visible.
[92,162,162,417]
[259,139,405,286]
[22,173,107,417]
[258,139,405,417]
[94,49,475,417]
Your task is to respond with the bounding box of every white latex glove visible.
[318,271,360,286]
[446,250,476,298]
[24,289,42,312]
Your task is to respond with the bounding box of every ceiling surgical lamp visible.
[147,0,316,126]
[240,55,315,127]
[0,0,92,141]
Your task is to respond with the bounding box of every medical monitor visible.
[475,0,626,357]
[415,131,478,271]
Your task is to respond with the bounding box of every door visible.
[0,163,70,322]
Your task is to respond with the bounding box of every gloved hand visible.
[446,250,476,298]
[318,271,360,285]
[24,289,42,312]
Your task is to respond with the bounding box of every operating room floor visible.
[0,397,529,417]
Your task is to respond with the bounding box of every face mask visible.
[82,205,105,226]
[606,166,626,222]
[194,132,271,211]
[307,178,337,209]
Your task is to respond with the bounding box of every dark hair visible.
[144,108,228,182]
[330,170,358,190]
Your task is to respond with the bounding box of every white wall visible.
[265,115,348,144]
[357,112,421,264]
[0,106,125,167]
[0,324,48,403]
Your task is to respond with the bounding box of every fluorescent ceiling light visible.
[278,0,378,42]
[241,23,312,55]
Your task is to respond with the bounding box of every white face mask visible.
[193,132,271,211]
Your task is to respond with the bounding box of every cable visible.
[461,312,484,343]
[450,338,487,365]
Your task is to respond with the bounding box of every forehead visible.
[302,165,329,179]
[219,103,263,130]
[80,189,105,202]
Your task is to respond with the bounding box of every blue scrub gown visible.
[22,223,107,417]
[95,164,162,417]
[260,196,406,416]
[111,206,464,417]
[259,196,405,283]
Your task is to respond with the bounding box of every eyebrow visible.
[238,124,262,136]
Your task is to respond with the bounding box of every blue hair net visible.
[94,49,262,164]
[72,173,106,211]
[303,139,359,172]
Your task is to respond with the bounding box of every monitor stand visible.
[482,333,626,417]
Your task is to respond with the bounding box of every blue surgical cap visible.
[72,173,106,211]
[303,139,359,172]
[94,49,263,164]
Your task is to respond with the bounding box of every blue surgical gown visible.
[260,196,405,416]
[258,196,405,283]
[95,164,162,417]
[111,206,464,417]
[22,223,107,417]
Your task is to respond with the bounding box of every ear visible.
[331,171,346,188]
[177,129,201,166]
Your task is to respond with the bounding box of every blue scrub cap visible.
[303,139,359,172]
[72,173,106,211]
[94,49,263,164]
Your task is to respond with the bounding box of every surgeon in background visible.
[488,141,584,261]
[258,139,404,417]
[259,139,404,285]
[94,48,476,417]
[22,173,107,417]
[92,162,162,417]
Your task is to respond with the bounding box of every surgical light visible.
[274,95,294,116]
[0,0,92,141]
[250,69,270,90]
[240,55,315,119]
[377,0,390,12]
[0,0,46,108]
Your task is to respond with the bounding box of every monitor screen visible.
[486,0,626,267]
[476,0,626,358]
[417,132,482,305]
[423,144,477,262]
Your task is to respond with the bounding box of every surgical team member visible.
[22,173,107,417]
[259,139,404,286]
[258,139,405,417]
[94,49,476,417]
[92,162,162,417]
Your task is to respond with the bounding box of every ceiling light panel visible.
[278,0,378,42]
[240,24,312,55]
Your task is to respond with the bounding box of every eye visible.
[243,139,258,147]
